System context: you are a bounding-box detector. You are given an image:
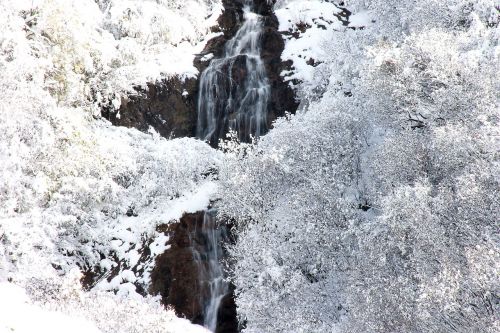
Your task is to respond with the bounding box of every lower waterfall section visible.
[150,211,238,333]
[191,211,230,331]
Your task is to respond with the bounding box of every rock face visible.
[258,8,298,129]
[216,289,240,333]
[102,76,198,139]
[149,212,239,333]
[104,0,297,145]
[150,212,205,324]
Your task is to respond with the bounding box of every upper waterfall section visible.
[108,0,298,146]
[195,0,298,147]
[197,3,270,146]
[196,5,271,145]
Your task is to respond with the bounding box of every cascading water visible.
[194,1,271,331]
[191,211,229,332]
[197,0,271,146]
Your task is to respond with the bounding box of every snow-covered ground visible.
[0,280,210,333]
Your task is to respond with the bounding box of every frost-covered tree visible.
[219,1,499,332]
[219,103,363,331]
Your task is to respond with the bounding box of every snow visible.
[0,0,223,113]
[348,11,373,28]
[275,1,343,32]
[0,281,211,333]
[97,0,224,84]
[275,1,345,88]
[0,283,101,333]
[150,233,170,256]
[201,53,215,62]
[275,1,375,94]
[0,1,223,331]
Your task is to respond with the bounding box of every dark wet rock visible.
[150,212,206,324]
[216,287,240,333]
[102,76,198,139]
[253,0,276,16]
[149,212,239,332]
[219,0,245,36]
[259,24,298,124]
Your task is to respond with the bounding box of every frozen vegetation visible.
[1,0,499,332]
[221,1,499,332]
[1,0,220,331]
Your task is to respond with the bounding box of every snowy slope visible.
[0,281,210,333]
[221,1,499,332]
[0,0,222,332]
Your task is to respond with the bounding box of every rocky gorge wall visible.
[149,212,239,333]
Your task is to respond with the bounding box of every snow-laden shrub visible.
[223,1,499,332]
[343,0,498,37]
[219,103,362,332]
[0,1,222,330]
[1,0,222,113]
[0,86,221,283]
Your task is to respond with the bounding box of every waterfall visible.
[193,2,270,331]
[191,211,229,332]
[197,1,271,146]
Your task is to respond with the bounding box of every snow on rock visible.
[275,0,373,96]
[275,1,344,88]
[348,10,373,28]
[275,1,344,32]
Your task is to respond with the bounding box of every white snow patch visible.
[275,1,343,87]
[0,283,101,333]
[349,11,373,28]
[150,233,170,256]
[201,53,215,62]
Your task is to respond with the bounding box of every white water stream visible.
[195,2,270,331]
[197,1,270,145]
[191,212,228,332]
